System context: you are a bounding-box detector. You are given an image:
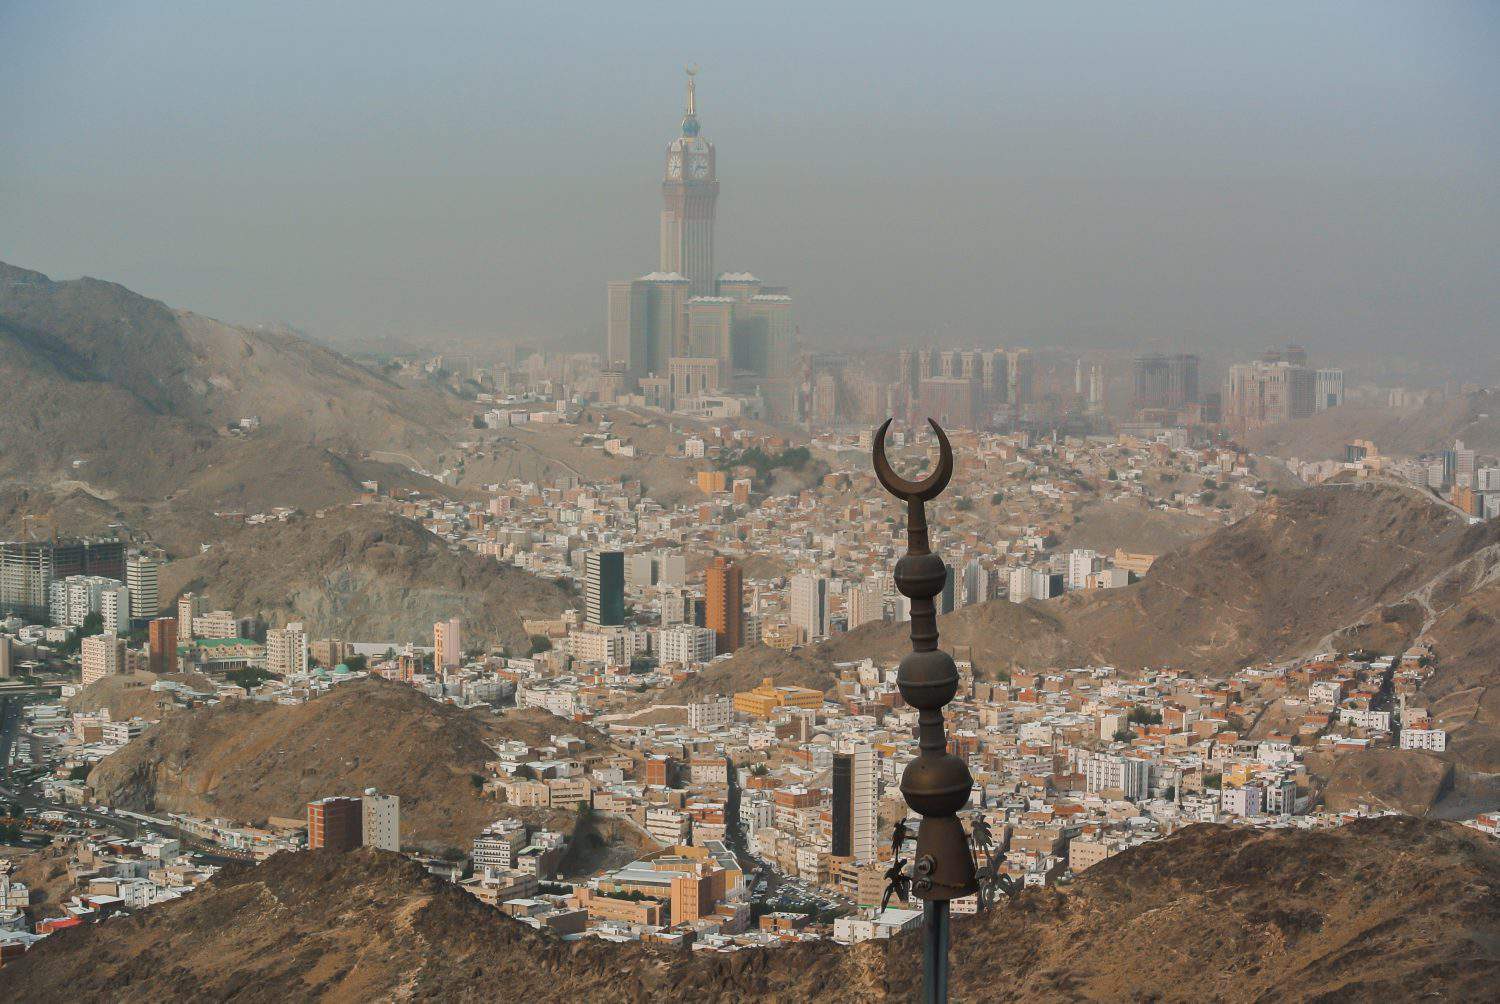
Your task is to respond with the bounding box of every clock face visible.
[688,155,710,179]
[667,153,683,179]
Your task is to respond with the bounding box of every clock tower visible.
[660,66,719,297]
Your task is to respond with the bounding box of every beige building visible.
[434,618,462,669]
[81,632,124,688]
[265,621,309,675]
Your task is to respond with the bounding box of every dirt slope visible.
[85,678,611,849]
[2,816,1493,1002]
[159,507,570,649]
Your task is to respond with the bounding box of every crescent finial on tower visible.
[681,64,701,136]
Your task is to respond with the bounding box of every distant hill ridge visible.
[0,260,465,548]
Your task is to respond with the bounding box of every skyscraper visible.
[660,66,717,296]
[790,573,827,643]
[705,556,743,654]
[604,69,794,410]
[1132,353,1200,413]
[585,551,625,627]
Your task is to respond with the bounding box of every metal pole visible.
[873,419,972,1004]
[923,899,950,1003]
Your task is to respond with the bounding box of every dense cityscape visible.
[2,8,1498,1000]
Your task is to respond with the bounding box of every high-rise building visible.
[917,375,981,431]
[705,556,743,654]
[147,617,178,676]
[659,624,716,665]
[604,69,793,401]
[1314,368,1345,412]
[81,632,124,688]
[961,560,991,607]
[266,621,310,675]
[1131,353,1200,413]
[100,584,131,635]
[48,574,122,629]
[177,593,203,641]
[832,742,878,863]
[0,635,13,679]
[585,551,625,627]
[125,554,160,624]
[434,617,463,669]
[790,574,828,643]
[1224,359,1317,434]
[660,66,718,296]
[1066,549,1101,591]
[0,538,123,621]
[361,789,401,852]
[307,796,364,852]
[846,577,885,629]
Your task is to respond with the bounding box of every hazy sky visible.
[3,2,1497,375]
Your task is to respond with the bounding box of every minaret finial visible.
[681,63,701,137]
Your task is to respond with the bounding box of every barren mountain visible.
[2,816,1494,1002]
[86,678,613,850]
[1247,388,1500,460]
[159,506,570,649]
[0,261,466,550]
[695,481,1492,686]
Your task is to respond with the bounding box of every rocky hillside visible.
[705,481,1494,688]
[2,817,1494,1001]
[160,506,570,650]
[0,261,465,551]
[1248,388,1500,460]
[85,678,612,850]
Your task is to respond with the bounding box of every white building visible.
[48,575,121,628]
[833,907,923,944]
[1400,728,1447,752]
[645,806,690,845]
[361,789,401,851]
[100,584,131,635]
[659,625,716,666]
[1222,784,1264,817]
[101,718,149,745]
[688,698,732,732]
[1083,752,1151,801]
[472,819,529,869]
[1065,549,1100,591]
[790,574,827,642]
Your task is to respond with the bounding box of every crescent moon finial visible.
[872,418,953,502]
